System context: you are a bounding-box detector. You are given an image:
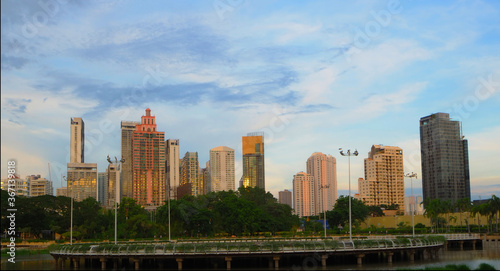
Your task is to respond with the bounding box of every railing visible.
[50,237,444,256]
[440,233,480,240]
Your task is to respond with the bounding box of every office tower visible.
[97,172,108,205]
[204,161,210,194]
[420,113,471,205]
[292,172,314,217]
[279,189,293,208]
[67,163,98,201]
[132,109,165,207]
[180,152,200,196]
[67,117,97,201]
[70,117,84,163]
[306,152,337,215]
[107,162,121,207]
[121,121,140,199]
[166,139,180,200]
[241,132,265,189]
[209,146,235,192]
[28,175,53,197]
[1,177,29,197]
[359,145,404,212]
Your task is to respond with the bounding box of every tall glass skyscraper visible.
[420,113,470,205]
[241,133,265,189]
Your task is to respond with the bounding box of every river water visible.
[2,247,499,270]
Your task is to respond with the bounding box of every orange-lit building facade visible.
[359,145,404,212]
[292,172,314,217]
[132,109,165,207]
[241,133,265,189]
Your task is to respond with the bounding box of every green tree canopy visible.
[326,195,369,230]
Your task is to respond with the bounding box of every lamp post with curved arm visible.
[404,172,418,237]
[339,148,358,242]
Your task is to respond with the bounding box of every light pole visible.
[339,148,358,242]
[168,187,172,242]
[404,172,418,238]
[107,156,125,245]
[320,184,330,238]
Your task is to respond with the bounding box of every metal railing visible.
[51,237,444,256]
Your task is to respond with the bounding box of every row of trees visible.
[423,196,500,233]
[0,187,299,240]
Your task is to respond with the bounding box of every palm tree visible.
[455,198,471,233]
[423,198,441,233]
[489,195,500,233]
[471,204,482,233]
[441,200,452,232]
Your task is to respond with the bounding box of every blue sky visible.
[1,0,499,200]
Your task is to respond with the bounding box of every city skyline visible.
[1,1,499,200]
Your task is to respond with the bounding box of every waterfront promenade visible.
[49,235,455,270]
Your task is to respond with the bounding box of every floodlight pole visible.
[339,148,358,242]
[404,172,418,238]
[320,184,330,238]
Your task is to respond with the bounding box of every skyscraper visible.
[359,145,404,212]
[165,139,180,200]
[180,152,200,196]
[97,172,108,205]
[292,172,314,217]
[67,163,97,201]
[200,164,210,195]
[307,152,337,215]
[209,146,235,192]
[132,109,165,207]
[107,162,121,207]
[279,189,293,208]
[420,113,470,205]
[70,117,84,163]
[121,121,140,199]
[241,133,265,189]
[68,117,97,201]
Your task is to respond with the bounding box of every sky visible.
[1,0,499,200]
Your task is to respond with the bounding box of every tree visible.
[326,196,369,231]
[423,198,441,233]
[455,198,471,233]
[471,203,488,233]
[368,206,384,217]
[489,195,500,233]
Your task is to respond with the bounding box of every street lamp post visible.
[320,184,330,238]
[339,148,358,242]
[107,156,124,245]
[168,187,171,242]
[404,172,418,238]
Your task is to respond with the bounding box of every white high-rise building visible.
[292,172,314,217]
[166,139,180,199]
[209,146,235,192]
[307,152,337,215]
[70,117,84,163]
